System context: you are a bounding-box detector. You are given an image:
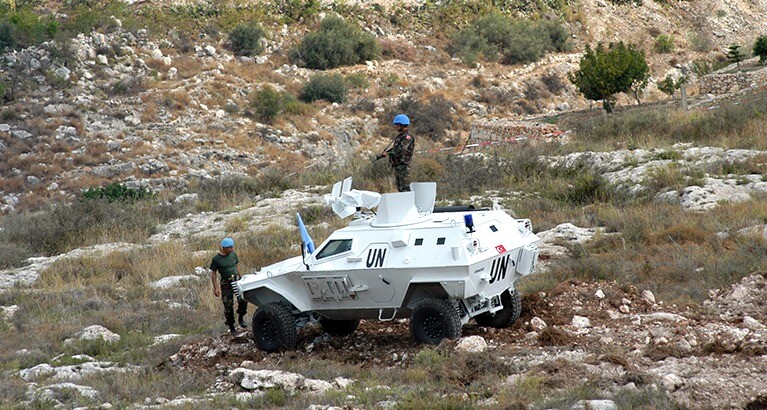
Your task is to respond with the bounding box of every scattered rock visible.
[75,325,121,343]
[572,316,590,329]
[455,335,488,353]
[149,275,200,289]
[572,399,617,410]
[530,316,547,331]
[662,373,684,392]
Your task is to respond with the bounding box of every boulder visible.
[455,335,488,353]
[77,325,121,343]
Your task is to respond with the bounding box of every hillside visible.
[2,0,767,408]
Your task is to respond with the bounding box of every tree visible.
[726,44,746,67]
[657,74,688,99]
[568,42,649,112]
[754,35,767,64]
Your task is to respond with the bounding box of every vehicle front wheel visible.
[410,298,461,344]
[252,303,297,352]
[319,318,360,336]
[474,289,522,329]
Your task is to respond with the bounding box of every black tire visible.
[251,303,297,352]
[319,318,360,336]
[410,298,462,344]
[474,289,522,329]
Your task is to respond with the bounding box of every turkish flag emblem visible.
[495,244,506,253]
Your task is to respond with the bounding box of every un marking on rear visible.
[489,254,512,284]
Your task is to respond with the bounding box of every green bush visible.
[81,182,154,202]
[390,94,456,141]
[7,8,58,47]
[449,28,498,65]
[290,15,380,70]
[654,34,674,53]
[0,21,16,53]
[657,75,677,96]
[299,73,348,103]
[449,14,569,66]
[345,72,369,89]
[273,0,320,24]
[227,23,265,56]
[251,85,284,123]
[754,35,767,64]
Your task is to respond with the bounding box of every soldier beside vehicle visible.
[210,237,248,334]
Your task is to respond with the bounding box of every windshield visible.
[315,239,353,260]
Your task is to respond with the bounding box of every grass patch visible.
[561,89,767,150]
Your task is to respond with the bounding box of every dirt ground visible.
[167,273,767,408]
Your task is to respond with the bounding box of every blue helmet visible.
[393,114,410,125]
[221,237,234,248]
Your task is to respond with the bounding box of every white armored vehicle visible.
[235,178,540,352]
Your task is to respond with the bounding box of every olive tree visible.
[568,42,649,112]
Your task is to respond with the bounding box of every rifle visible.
[372,139,394,162]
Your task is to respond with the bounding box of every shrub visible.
[345,72,369,89]
[390,94,456,141]
[754,35,767,64]
[251,85,284,123]
[654,34,674,53]
[299,73,348,103]
[81,182,153,202]
[449,14,569,66]
[273,0,320,24]
[542,72,566,95]
[657,75,677,97]
[8,8,58,47]
[380,38,417,61]
[290,15,380,70]
[0,21,16,53]
[227,23,265,57]
[688,30,713,52]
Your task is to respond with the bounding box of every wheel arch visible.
[242,285,308,311]
[401,283,450,309]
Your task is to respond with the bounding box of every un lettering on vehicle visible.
[489,254,514,284]
[366,248,387,268]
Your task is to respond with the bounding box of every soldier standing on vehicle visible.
[378,114,415,192]
[210,237,248,334]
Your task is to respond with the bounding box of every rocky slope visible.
[1,0,767,211]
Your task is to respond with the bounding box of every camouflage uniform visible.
[387,131,415,192]
[210,252,247,328]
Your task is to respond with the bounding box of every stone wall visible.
[469,118,562,144]
[699,67,767,95]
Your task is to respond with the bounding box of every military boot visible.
[229,324,237,334]
[238,315,248,328]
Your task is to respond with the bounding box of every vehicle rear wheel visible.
[474,289,521,328]
[252,303,297,352]
[410,298,461,344]
[319,318,360,336]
